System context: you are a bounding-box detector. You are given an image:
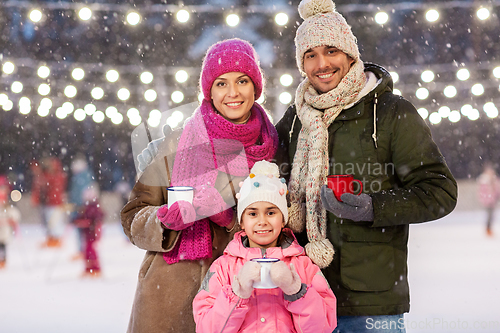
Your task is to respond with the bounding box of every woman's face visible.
[210,72,255,123]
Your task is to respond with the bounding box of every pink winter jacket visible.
[192,229,337,333]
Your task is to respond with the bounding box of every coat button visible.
[260,317,265,322]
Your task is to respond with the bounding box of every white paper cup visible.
[167,186,194,208]
[251,258,279,289]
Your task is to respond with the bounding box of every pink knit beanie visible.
[200,38,264,101]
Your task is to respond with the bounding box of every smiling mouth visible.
[225,102,244,108]
[254,230,271,234]
[316,69,338,79]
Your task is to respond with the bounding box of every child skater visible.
[193,160,337,333]
[74,183,104,277]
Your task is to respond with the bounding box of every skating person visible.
[68,155,95,260]
[31,156,68,248]
[74,183,104,277]
[193,161,337,333]
[477,163,500,236]
[0,176,20,269]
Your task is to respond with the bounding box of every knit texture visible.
[163,99,278,264]
[288,0,367,269]
[236,160,288,224]
[295,0,360,75]
[200,38,264,101]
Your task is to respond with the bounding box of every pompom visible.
[287,202,306,233]
[250,160,280,178]
[298,0,335,20]
[305,239,335,269]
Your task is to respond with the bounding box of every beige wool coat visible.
[121,132,242,333]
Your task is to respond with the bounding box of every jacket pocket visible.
[340,225,396,292]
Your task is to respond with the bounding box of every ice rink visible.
[1,209,499,333]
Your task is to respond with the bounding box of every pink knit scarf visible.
[163,99,278,264]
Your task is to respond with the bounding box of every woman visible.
[121,38,282,333]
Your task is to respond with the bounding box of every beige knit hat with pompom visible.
[295,0,360,76]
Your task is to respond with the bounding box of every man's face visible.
[303,45,355,94]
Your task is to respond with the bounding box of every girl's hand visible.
[232,261,261,299]
[270,262,302,296]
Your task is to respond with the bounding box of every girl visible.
[193,161,337,333]
[121,39,286,332]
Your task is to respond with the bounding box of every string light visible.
[476,8,490,20]
[106,70,119,83]
[275,13,288,26]
[456,68,470,81]
[29,9,42,23]
[417,108,429,119]
[2,62,15,74]
[375,12,389,25]
[78,7,92,21]
[425,9,439,22]
[126,12,141,26]
[175,70,189,83]
[279,92,292,105]
[140,72,154,84]
[280,74,293,87]
[226,14,240,27]
[171,91,184,104]
[176,10,190,23]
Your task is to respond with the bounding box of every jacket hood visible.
[224,228,304,261]
[358,63,393,105]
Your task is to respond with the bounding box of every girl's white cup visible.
[167,186,194,208]
[251,258,279,289]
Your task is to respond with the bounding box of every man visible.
[275,0,458,332]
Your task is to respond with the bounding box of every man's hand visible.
[320,185,374,221]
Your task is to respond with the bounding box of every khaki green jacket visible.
[275,63,458,316]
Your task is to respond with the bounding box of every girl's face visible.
[210,72,255,123]
[240,202,285,249]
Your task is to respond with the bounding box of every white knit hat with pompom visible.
[295,0,360,75]
[236,160,288,225]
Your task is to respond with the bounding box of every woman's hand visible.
[157,201,196,231]
[193,185,233,227]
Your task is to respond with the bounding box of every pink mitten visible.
[193,186,227,219]
[270,262,302,296]
[157,201,196,231]
[232,261,261,299]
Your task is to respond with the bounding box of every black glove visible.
[320,185,374,222]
